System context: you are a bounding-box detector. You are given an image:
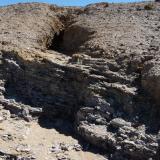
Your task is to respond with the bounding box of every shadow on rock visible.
[38,114,108,156]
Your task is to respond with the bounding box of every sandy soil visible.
[0,108,107,160]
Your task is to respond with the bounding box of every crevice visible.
[48,30,65,52]
[47,24,95,56]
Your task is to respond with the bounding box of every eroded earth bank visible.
[0,2,160,160]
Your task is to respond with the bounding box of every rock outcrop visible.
[0,2,160,160]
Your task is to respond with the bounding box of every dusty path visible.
[0,107,107,160]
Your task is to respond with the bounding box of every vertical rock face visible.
[0,2,160,160]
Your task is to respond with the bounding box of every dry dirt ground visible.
[0,106,107,160]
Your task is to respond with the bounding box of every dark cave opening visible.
[48,30,65,52]
[47,26,95,56]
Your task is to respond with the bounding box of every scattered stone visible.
[16,144,31,153]
[110,118,131,128]
[51,143,61,153]
[60,143,72,152]
[73,144,82,151]
[21,108,32,122]
[17,155,36,160]
[56,154,70,160]
[51,142,82,153]
[1,134,14,141]
[1,110,11,120]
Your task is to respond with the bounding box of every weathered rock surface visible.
[0,2,160,160]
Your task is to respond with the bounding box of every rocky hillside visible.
[0,2,160,160]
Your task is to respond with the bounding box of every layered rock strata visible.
[0,2,160,159]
